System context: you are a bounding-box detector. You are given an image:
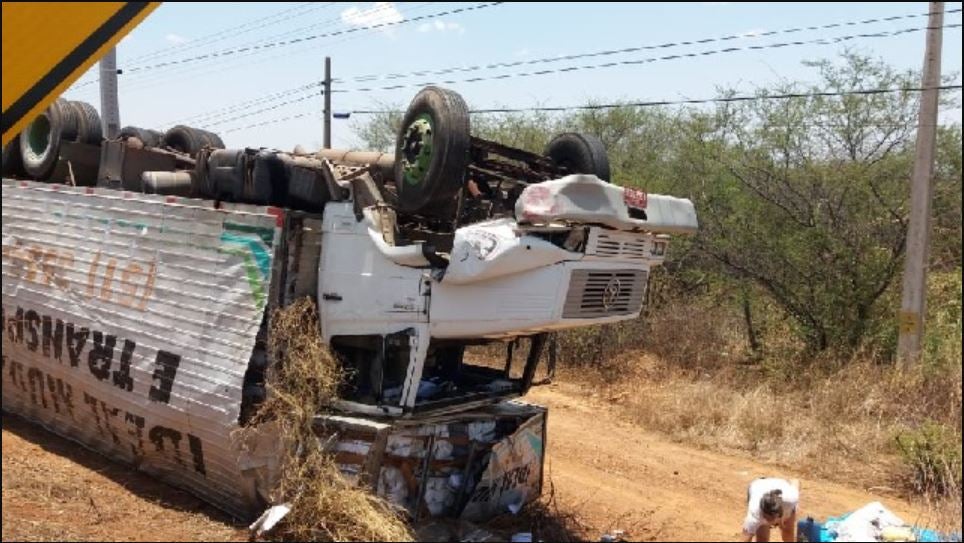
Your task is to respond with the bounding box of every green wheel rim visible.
[400,114,434,186]
[27,114,52,158]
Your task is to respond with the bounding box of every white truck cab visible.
[318,174,697,417]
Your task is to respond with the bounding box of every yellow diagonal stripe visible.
[2,2,159,147]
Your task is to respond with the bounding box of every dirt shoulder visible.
[1,382,933,542]
[1,414,245,542]
[527,382,930,542]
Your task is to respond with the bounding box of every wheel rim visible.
[400,114,434,187]
[26,114,52,159]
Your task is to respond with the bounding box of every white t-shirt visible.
[742,478,800,535]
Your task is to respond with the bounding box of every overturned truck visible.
[1,87,698,521]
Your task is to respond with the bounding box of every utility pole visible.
[323,56,332,149]
[99,47,121,139]
[897,1,943,365]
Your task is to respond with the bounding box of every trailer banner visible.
[2,179,280,517]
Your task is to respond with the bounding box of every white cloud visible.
[164,33,188,44]
[739,28,766,38]
[341,2,404,32]
[514,48,530,57]
[417,19,465,34]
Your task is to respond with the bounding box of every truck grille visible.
[589,230,649,260]
[563,269,647,319]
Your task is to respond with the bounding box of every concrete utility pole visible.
[323,56,332,149]
[897,1,944,365]
[99,47,121,139]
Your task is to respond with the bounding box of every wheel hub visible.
[401,115,434,186]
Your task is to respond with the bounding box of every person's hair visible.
[760,489,784,518]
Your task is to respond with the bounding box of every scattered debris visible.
[799,501,958,543]
[248,503,291,538]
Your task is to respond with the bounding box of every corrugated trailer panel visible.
[1,179,281,517]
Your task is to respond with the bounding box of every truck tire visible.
[250,150,286,205]
[59,99,82,142]
[2,135,26,177]
[544,132,611,182]
[119,126,163,148]
[19,99,74,180]
[196,128,225,150]
[69,101,103,144]
[393,86,471,214]
[163,125,206,156]
[206,148,247,200]
[146,129,165,146]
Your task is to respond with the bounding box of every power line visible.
[184,1,392,62]
[188,21,964,130]
[214,85,961,136]
[221,111,316,134]
[350,85,963,115]
[341,23,963,94]
[69,8,962,88]
[200,93,320,129]
[160,8,962,130]
[68,2,341,91]
[126,3,335,64]
[116,2,418,91]
[168,83,323,126]
[122,2,504,74]
[145,3,431,126]
[93,2,437,105]
[336,7,963,85]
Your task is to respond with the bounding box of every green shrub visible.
[894,421,963,496]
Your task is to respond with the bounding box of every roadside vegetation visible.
[356,50,964,531]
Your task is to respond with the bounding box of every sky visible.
[60,2,963,152]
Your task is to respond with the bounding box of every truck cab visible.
[318,174,697,417]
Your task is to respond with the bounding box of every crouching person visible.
[741,478,800,542]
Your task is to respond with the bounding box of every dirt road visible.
[1,381,926,542]
[527,383,925,541]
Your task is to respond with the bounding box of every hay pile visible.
[248,298,413,542]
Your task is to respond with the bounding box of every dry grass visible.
[554,271,963,533]
[244,298,413,542]
[562,354,961,490]
[559,358,961,535]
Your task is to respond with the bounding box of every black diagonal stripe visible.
[2,2,152,135]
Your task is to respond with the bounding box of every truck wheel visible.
[119,126,163,148]
[19,99,73,180]
[69,100,103,144]
[544,132,611,182]
[59,99,82,142]
[251,150,286,205]
[393,86,471,214]
[163,125,206,156]
[206,148,247,200]
[2,135,26,177]
[196,128,225,150]
[146,129,165,147]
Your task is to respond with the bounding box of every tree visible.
[679,52,958,352]
[350,104,403,152]
[932,124,963,269]
[351,52,961,355]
